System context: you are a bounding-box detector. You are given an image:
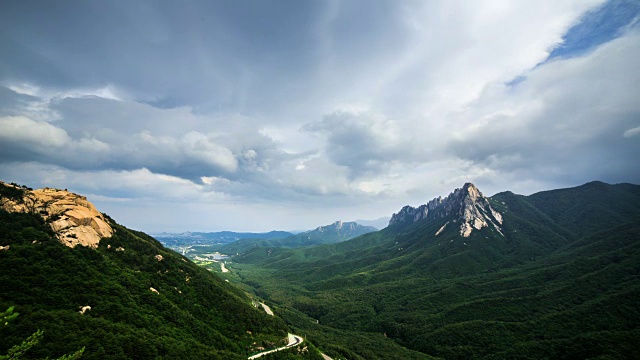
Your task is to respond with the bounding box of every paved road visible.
[248,333,304,359]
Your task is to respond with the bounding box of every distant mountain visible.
[154,230,293,247]
[208,221,378,257]
[155,221,376,258]
[0,181,288,359]
[281,220,377,247]
[352,216,390,230]
[232,181,640,359]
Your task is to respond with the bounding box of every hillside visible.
[262,221,377,248]
[229,182,640,359]
[0,182,292,359]
[198,221,377,257]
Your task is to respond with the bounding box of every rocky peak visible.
[334,220,343,230]
[315,220,355,233]
[0,182,113,248]
[389,183,503,237]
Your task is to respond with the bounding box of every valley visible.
[215,182,640,359]
[1,180,639,359]
[0,182,301,359]
[2,2,638,359]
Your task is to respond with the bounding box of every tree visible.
[0,307,85,360]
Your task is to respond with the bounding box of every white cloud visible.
[0,162,222,202]
[4,81,125,101]
[623,125,640,138]
[447,32,640,185]
[180,131,238,172]
[309,0,605,120]
[0,116,110,161]
[0,116,70,147]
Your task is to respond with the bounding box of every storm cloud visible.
[0,0,638,231]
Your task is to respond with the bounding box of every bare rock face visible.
[315,220,351,233]
[0,182,113,248]
[389,183,503,238]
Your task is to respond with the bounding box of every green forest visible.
[0,206,290,359]
[226,182,640,359]
[2,181,639,359]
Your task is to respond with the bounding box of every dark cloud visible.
[303,111,424,177]
[0,86,39,117]
[0,1,329,114]
[1,0,636,231]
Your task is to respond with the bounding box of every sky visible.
[1,0,639,232]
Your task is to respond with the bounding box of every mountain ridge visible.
[389,183,504,238]
[294,220,377,244]
[195,220,378,257]
[230,181,640,359]
[0,181,291,359]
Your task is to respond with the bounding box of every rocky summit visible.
[389,183,504,237]
[0,182,113,248]
[315,220,359,233]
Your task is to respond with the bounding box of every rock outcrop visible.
[315,220,358,234]
[389,183,503,237]
[308,220,377,239]
[0,182,113,248]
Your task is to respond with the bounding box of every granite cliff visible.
[389,183,503,237]
[0,182,113,248]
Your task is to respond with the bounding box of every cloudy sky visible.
[1,0,639,232]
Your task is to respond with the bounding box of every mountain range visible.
[220,220,377,253]
[155,220,381,251]
[291,220,378,245]
[165,220,378,260]
[229,181,640,359]
[1,180,639,359]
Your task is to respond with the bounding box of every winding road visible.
[248,293,332,359]
[248,333,304,359]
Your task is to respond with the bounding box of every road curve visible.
[248,333,304,359]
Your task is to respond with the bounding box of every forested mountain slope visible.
[231,182,640,359]
[276,221,377,247]
[0,182,289,359]
[214,221,377,256]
